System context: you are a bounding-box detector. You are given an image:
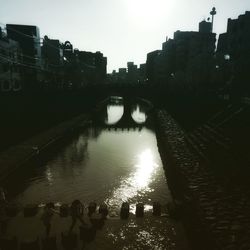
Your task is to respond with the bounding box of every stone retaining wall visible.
[155,109,250,250]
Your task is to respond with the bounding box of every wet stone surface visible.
[156,110,250,250]
[1,205,187,250]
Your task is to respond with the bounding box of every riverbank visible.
[0,101,189,250]
[0,113,91,183]
[155,109,250,250]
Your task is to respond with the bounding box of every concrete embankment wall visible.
[0,114,91,183]
[154,109,242,250]
[0,90,101,152]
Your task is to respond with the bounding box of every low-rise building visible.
[127,62,138,84]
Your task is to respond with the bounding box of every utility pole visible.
[210,7,217,33]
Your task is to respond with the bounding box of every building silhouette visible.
[217,11,250,98]
[41,36,64,89]
[0,23,107,92]
[146,20,216,95]
[109,62,146,85]
[6,24,42,90]
[0,28,22,92]
[146,50,161,84]
[118,68,127,83]
[174,22,216,94]
[139,63,147,83]
[127,62,139,84]
[76,50,107,86]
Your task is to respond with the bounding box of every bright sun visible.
[125,0,172,28]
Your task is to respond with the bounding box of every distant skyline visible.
[1,0,250,73]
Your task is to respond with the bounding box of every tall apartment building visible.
[217,11,250,96]
[0,28,22,92]
[6,24,42,88]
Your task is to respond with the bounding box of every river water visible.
[6,97,188,249]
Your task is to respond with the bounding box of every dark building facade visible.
[6,24,42,89]
[41,36,64,89]
[127,62,138,84]
[139,63,147,83]
[71,50,107,87]
[146,50,161,83]
[217,11,250,98]
[146,20,216,94]
[0,28,22,92]
[174,26,216,93]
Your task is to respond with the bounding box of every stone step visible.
[216,107,244,128]
[208,104,242,127]
[197,126,231,151]
[203,124,231,145]
[185,134,208,162]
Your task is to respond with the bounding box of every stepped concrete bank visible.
[155,109,250,250]
[0,114,91,183]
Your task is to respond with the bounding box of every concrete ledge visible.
[0,114,91,182]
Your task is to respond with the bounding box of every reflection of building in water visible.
[59,136,89,167]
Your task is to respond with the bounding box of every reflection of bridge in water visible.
[94,97,153,130]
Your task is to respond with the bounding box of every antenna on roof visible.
[210,7,217,32]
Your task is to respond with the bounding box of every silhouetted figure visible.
[41,203,56,237]
[69,200,85,234]
[87,202,97,217]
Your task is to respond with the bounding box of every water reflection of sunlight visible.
[105,149,159,211]
[134,149,155,188]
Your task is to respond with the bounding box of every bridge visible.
[0,83,160,151]
[93,96,154,130]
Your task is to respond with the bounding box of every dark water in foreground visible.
[6,98,188,249]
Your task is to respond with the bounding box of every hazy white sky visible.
[1,0,250,72]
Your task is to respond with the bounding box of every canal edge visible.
[154,109,218,250]
[0,113,92,183]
